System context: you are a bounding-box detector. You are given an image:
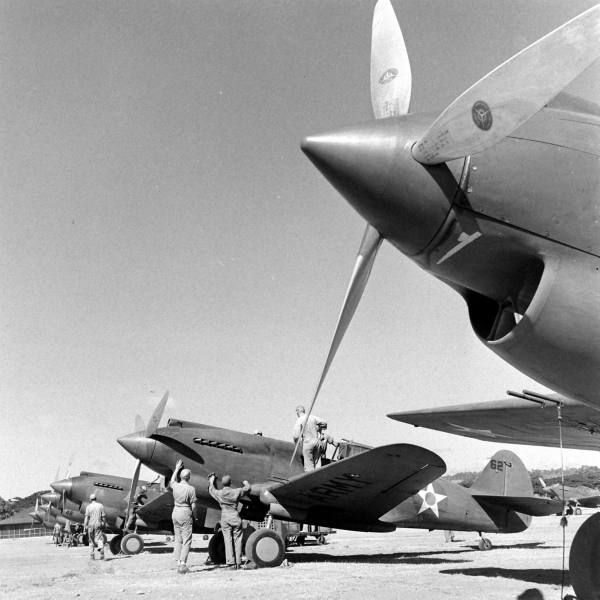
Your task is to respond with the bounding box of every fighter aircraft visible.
[50,471,215,555]
[299,1,599,596]
[117,407,559,567]
[538,478,600,513]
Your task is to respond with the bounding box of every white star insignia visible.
[417,484,447,518]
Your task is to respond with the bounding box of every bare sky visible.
[1,0,598,496]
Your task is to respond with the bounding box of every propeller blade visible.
[370,0,411,118]
[145,390,169,437]
[124,459,142,531]
[291,225,382,464]
[134,414,145,432]
[413,4,600,164]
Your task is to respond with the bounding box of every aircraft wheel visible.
[109,534,123,555]
[569,513,600,600]
[478,537,492,551]
[120,532,144,555]
[208,531,226,564]
[296,536,305,546]
[242,524,256,556]
[245,528,285,568]
[78,533,89,546]
[316,534,326,545]
[575,507,582,516]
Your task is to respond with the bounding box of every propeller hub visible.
[118,433,156,465]
[302,116,455,256]
[50,479,73,496]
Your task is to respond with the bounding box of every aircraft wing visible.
[136,490,174,522]
[388,397,600,451]
[269,444,445,529]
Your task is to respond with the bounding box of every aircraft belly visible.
[467,137,599,256]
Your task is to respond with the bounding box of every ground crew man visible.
[316,423,338,466]
[208,473,251,569]
[169,460,197,574]
[52,521,63,546]
[125,484,147,532]
[83,493,106,560]
[293,405,327,471]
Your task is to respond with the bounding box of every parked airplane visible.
[117,409,559,567]
[300,1,599,596]
[50,471,214,555]
[539,478,600,513]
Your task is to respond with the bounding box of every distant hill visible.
[446,465,600,492]
[0,491,50,521]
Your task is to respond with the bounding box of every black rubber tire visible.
[120,532,144,555]
[296,536,305,546]
[109,535,123,555]
[245,529,285,568]
[569,513,600,600]
[208,531,226,564]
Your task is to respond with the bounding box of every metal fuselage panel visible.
[379,478,529,534]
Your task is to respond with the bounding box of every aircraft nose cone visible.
[117,433,156,464]
[41,492,60,505]
[51,479,72,496]
[302,118,453,256]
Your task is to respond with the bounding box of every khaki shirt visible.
[84,500,106,528]
[172,481,197,509]
[208,482,247,523]
[293,414,326,444]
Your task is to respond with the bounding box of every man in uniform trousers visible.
[208,473,251,570]
[169,460,198,574]
[83,493,106,560]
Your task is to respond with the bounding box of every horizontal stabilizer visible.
[269,443,445,525]
[473,494,562,517]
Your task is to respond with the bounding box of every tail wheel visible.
[109,535,123,555]
[478,537,493,551]
[569,513,600,600]
[208,531,226,564]
[120,532,144,555]
[245,528,285,568]
[575,507,583,516]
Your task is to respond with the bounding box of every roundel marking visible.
[379,68,398,85]
[471,100,493,131]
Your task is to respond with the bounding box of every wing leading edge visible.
[388,397,600,451]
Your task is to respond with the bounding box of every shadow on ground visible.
[441,566,570,587]
[289,549,472,566]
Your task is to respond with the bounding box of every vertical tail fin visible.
[470,450,532,496]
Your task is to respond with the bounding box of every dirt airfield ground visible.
[0,511,591,600]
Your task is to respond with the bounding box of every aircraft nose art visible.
[117,433,156,465]
[301,118,452,256]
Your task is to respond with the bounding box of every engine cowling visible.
[466,252,600,407]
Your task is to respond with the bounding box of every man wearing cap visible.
[293,405,327,471]
[83,493,106,560]
[169,460,198,574]
[208,474,251,569]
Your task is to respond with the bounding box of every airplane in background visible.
[117,404,560,567]
[538,478,600,513]
[49,471,215,555]
[298,1,599,596]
